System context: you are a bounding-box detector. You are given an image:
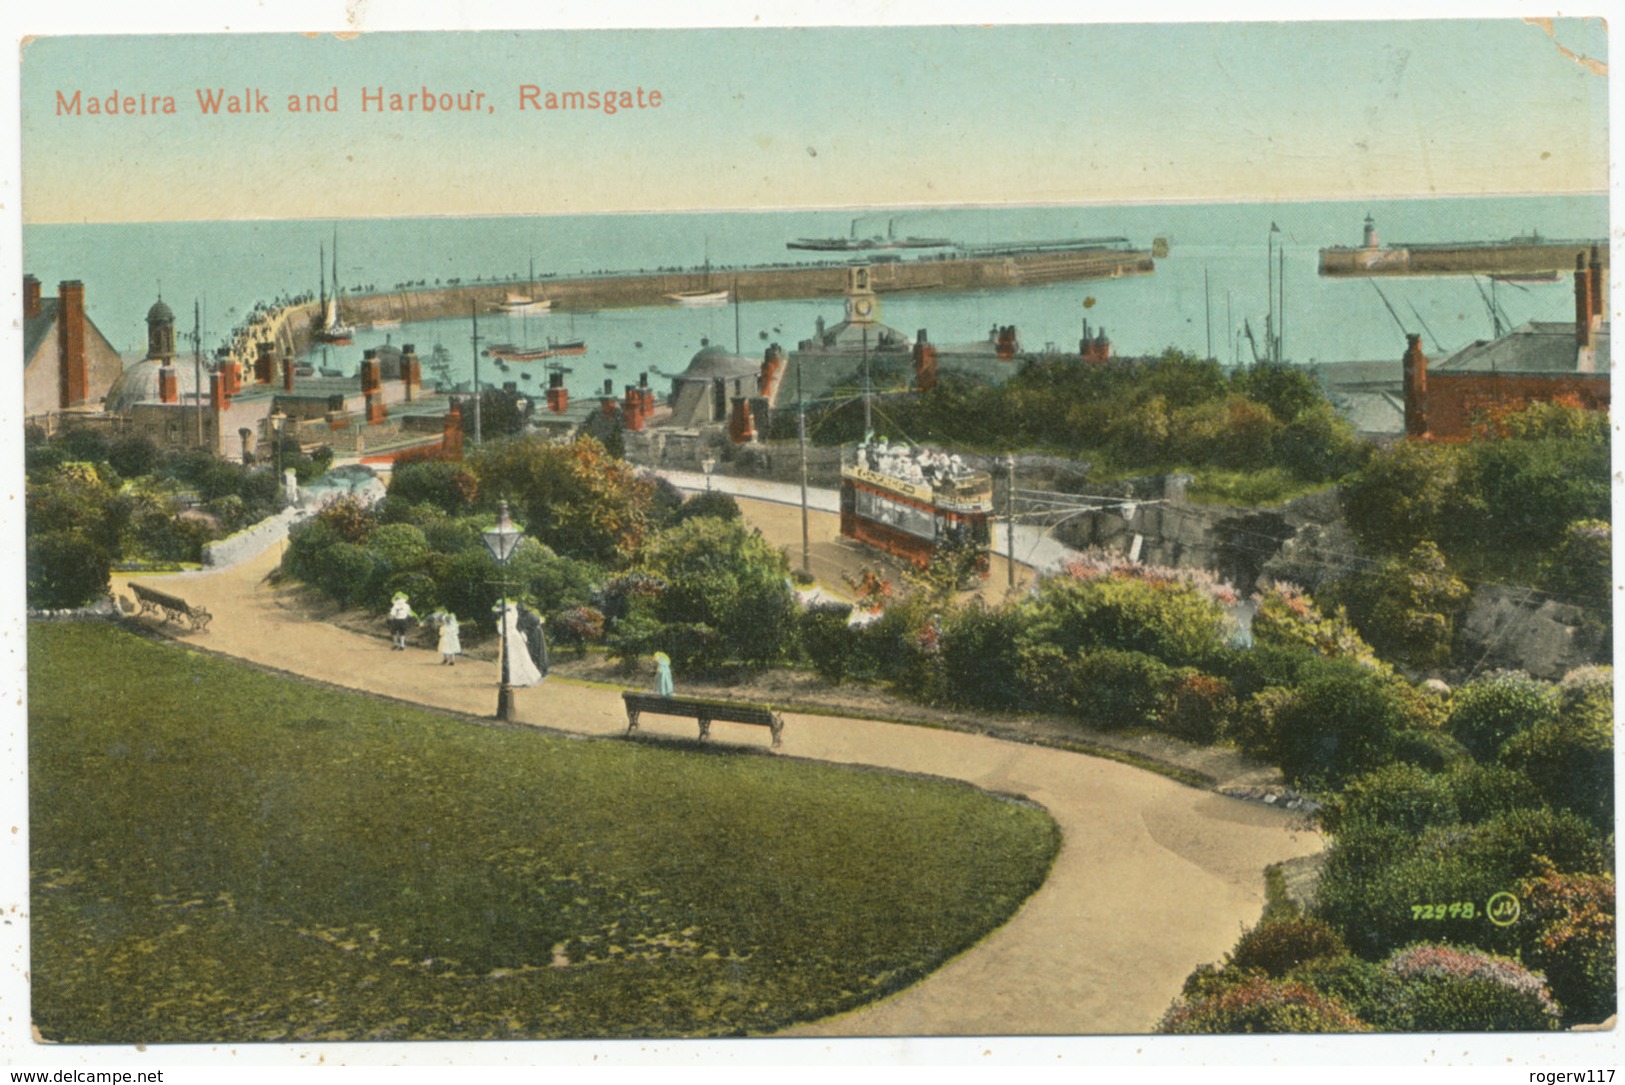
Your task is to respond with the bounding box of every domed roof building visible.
[665,343,766,429]
[104,356,208,413]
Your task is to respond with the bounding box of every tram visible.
[838,439,993,575]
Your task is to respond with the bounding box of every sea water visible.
[21,195,1608,398]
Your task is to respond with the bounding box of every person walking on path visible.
[653,651,674,697]
[495,600,545,687]
[433,610,461,666]
[388,592,419,651]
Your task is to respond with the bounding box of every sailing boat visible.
[497,255,553,315]
[666,238,730,306]
[314,232,355,345]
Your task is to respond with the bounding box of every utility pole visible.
[1004,454,1016,590]
[861,327,872,437]
[192,300,204,450]
[1204,266,1212,361]
[470,301,483,446]
[797,358,810,576]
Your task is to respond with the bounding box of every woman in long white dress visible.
[495,600,544,687]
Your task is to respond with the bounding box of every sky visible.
[15,16,1610,223]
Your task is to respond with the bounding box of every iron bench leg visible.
[697,716,711,742]
[626,708,641,735]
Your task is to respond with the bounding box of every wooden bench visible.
[622,691,784,749]
[130,582,212,633]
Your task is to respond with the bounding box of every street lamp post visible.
[269,410,288,507]
[701,457,716,492]
[481,500,523,722]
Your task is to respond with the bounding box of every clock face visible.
[854,298,874,318]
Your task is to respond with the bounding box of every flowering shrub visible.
[1517,860,1617,1025]
[1158,976,1368,1034]
[552,605,606,657]
[1382,943,1560,1031]
[1158,671,1236,744]
[1252,581,1385,671]
[843,568,893,613]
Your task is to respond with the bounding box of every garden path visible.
[118,547,1322,1037]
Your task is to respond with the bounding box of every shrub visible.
[1059,648,1175,731]
[1500,718,1613,832]
[550,605,606,658]
[938,601,1027,710]
[1446,763,1545,825]
[1157,671,1235,744]
[1251,581,1385,671]
[1158,976,1367,1034]
[386,460,479,515]
[1228,915,1348,978]
[1319,763,1459,837]
[1018,569,1228,670]
[1517,861,1617,1026]
[107,435,160,480]
[1325,541,1469,669]
[1445,672,1559,762]
[1288,954,1412,1031]
[799,602,863,684]
[669,490,742,526]
[1543,520,1611,604]
[26,531,111,609]
[1382,944,1559,1031]
[1268,659,1429,787]
[1387,728,1471,774]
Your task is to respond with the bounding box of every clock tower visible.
[844,265,879,326]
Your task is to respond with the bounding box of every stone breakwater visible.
[243,247,1155,358]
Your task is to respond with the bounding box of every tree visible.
[471,436,653,565]
[387,460,479,515]
[1325,541,1469,669]
[631,517,795,671]
[1266,659,1430,786]
[1340,440,1459,555]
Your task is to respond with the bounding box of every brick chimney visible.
[360,350,381,395]
[995,324,1019,360]
[620,385,643,431]
[759,344,786,399]
[442,402,464,460]
[283,352,296,393]
[366,391,387,425]
[158,364,179,405]
[728,395,756,444]
[1572,252,1593,350]
[1589,245,1605,324]
[1402,333,1429,439]
[255,341,275,383]
[57,280,87,408]
[23,275,41,321]
[547,370,568,414]
[209,370,229,413]
[400,344,421,402]
[913,330,938,393]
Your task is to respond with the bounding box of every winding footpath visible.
[118,544,1322,1037]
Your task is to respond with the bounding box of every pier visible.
[288,245,1155,349]
[1318,238,1606,278]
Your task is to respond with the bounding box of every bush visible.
[26,531,111,609]
[1517,861,1617,1026]
[550,605,606,658]
[1228,915,1348,978]
[1319,763,1459,837]
[1268,659,1430,787]
[1387,728,1471,774]
[1157,671,1234,744]
[1500,718,1613,832]
[1250,581,1385,671]
[669,490,741,526]
[1158,976,1367,1034]
[1324,541,1469,669]
[799,602,863,684]
[107,435,160,480]
[1051,648,1175,731]
[1446,762,1545,825]
[1446,672,1560,762]
[1288,954,1412,1030]
[1018,570,1228,670]
[938,602,1027,710]
[386,461,479,515]
[1382,944,1559,1031]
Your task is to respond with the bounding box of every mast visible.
[319,241,327,315]
[193,300,204,450]
[471,301,484,446]
[1277,247,1286,363]
[1204,266,1212,361]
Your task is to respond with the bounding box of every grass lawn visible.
[29,623,1059,1043]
